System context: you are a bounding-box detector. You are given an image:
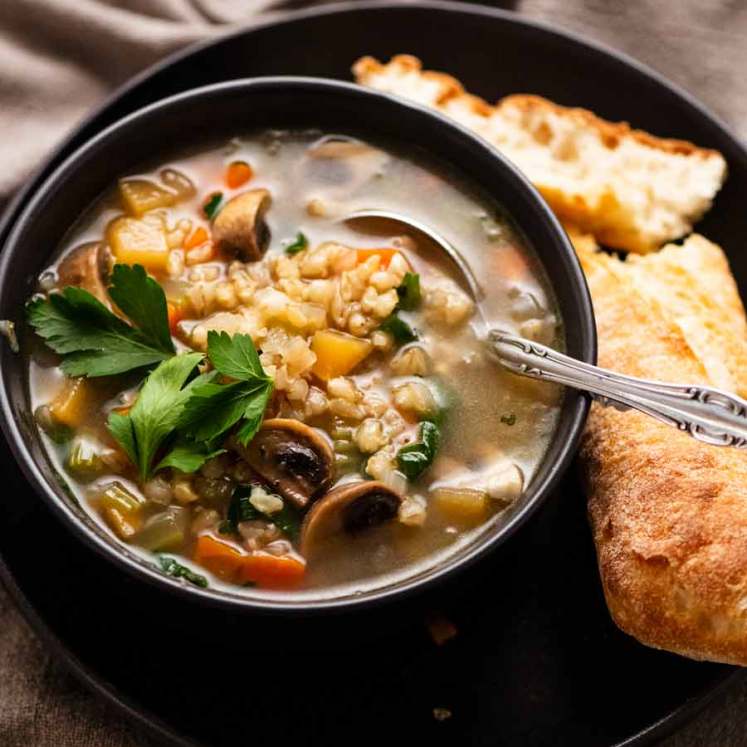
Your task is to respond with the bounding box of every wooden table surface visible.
[1,1,746,745]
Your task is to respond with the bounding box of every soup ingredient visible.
[432,487,488,524]
[27,264,175,377]
[211,189,271,261]
[108,216,170,271]
[159,168,197,201]
[396,420,441,479]
[158,555,209,588]
[119,179,175,217]
[108,352,202,478]
[392,381,438,419]
[57,243,110,304]
[500,413,516,426]
[202,192,223,220]
[356,247,398,267]
[192,534,305,589]
[225,160,254,189]
[183,226,209,251]
[95,481,146,540]
[310,329,372,380]
[225,484,302,539]
[396,272,422,311]
[232,418,335,509]
[486,463,524,502]
[137,507,189,551]
[285,231,308,256]
[300,481,402,558]
[65,437,105,481]
[177,332,274,445]
[378,313,417,345]
[47,377,91,428]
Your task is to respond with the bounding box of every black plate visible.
[0,3,744,745]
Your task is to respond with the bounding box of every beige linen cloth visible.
[0,0,285,206]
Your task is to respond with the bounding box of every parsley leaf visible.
[179,332,273,446]
[285,232,308,255]
[207,331,264,380]
[379,313,417,345]
[26,264,174,377]
[107,352,203,478]
[396,272,421,311]
[154,441,225,474]
[203,192,223,220]
[158,556,208,588]
[107,264,174,355]
[396,420,441,480]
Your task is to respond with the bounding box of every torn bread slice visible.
[353,55,727,254]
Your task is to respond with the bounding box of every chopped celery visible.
[98,481,146,516]
[136,507,189,551]
[65,437,105,481]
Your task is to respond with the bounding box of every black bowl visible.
[0,77,595,613]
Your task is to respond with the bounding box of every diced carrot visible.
[236,553,306,590]
[48,378,91,428]
[225,160,253,189]
[194,535,244,581]
[183,226,209,251]
[356,248,398,267]
[167,300,183,334]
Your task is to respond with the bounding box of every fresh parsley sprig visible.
[27,264,174,377]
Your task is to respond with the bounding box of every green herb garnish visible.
[224,484,301,539]
[178,332,273,446]
[203,192,223,220]
[155,441,226,474]
[108,352,203,479]
[26,264,175,377]
[396,420,441,480]
[158,556,209,588]
[285,232,308,255]
[379,313,417,345]
[501,413,516,426]
[396,272,421,311]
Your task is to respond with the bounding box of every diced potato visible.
[107,216,169,271]
[48,378,91,429]
[432,487,488,524]
[311,329,372,381]
[119,179,175,217]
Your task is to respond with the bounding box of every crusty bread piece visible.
[354,55,727,254]
[567,228,747,665]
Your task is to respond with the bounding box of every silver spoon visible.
[344,209,747,449]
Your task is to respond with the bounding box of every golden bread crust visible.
[354,55,727,254]
[572,232,747,665]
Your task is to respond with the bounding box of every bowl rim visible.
[0,75,596,614]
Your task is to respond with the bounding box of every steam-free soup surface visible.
[27,130,561,596]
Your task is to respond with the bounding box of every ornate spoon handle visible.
[488,331,747,448]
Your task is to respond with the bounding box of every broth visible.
[26,130,561,595]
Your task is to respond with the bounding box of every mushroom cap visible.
[231,418,334,509]
[299,480,403,559]
[211,188,271,261]
[57,242,111,305]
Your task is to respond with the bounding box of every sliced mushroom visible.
[231,418,334,509]
[211,188,271,261]
[57,242,111,304]
[299,481,402,558]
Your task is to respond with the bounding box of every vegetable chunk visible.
[311,329,372,380]
[107,216,169,271]
[119,179,175,217]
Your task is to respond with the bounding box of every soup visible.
[26,130,561,595]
